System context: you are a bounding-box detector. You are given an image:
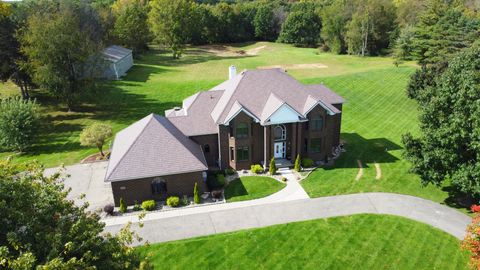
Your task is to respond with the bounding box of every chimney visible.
[229,65,237,80]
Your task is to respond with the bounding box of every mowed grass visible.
[0,42,415,167]
[299,67,468,210]
[137,214,469,270]
[224,176,285,202]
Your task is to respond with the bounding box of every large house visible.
[105,67,345,205]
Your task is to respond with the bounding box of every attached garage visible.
[102,45,133,80]
[104,114,208,206]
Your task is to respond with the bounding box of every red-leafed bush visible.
[471,205,480,213]
[463,214,480,269]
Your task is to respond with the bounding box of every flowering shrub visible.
[471,205,480,213]
[463,214,480,269]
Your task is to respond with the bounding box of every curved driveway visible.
[103,192,471,245]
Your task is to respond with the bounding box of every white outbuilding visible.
[102,45,133,80]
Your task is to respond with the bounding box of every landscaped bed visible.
[224,176,285,202]
[136,214,469,269]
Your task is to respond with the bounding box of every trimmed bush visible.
[301,158,314,168]
[294,154,301,172]
[194,182,200,204]
[216,174,225,187]
[225,168,235,175]
[166,196,180,207]
[141,200,156,211]
[182,195,189,206]
[250,164,264,174]
[119,198,127,213]
[212,190,222,199]
[103,204,114,215]
[282,177,288,182]
[269,157,277,175]
[132,201,142,211]
[207,172,226,189]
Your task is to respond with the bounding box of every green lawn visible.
[137,214,469,270]
[0,42,414,167]
[299,67,471,212]
[224,176,285,202]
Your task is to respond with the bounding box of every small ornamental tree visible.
[463,211,480,269]
[0,97,40,152]
[269,157,277,175]
[294,154,301,172]
[119,197,127,213]
[80,123,113,157]
[193,182,200,204]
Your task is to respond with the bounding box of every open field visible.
[224,176,285,202]
[137,214,469,270]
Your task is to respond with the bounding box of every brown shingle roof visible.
[105,114,208,182]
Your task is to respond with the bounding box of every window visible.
[311,116,323,131]
[151,177,167,195]
[204,144,210,153]
[310,138,322,153]
[274,125,286,141]
[236,146,249,161]
[230,147,234,161]
[236,122,249,139]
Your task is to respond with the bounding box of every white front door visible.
[274,142,286,158]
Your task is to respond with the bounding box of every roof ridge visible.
[215,72,249,124]
[105,114,155,181]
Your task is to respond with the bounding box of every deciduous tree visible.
[402,44,480,196]
[0,159,147,269]
[113,0,150,53]
[79,123,113,157]
[278,4,321,47]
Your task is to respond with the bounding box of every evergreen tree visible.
[294,154,301,172]
[194,182,200,204]
[119,197,127,213]
[269,157,277,175]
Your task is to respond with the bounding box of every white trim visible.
[263,102,305,125]
[304,101,337,116]
[106,167,209,183]
[223,107,260,125]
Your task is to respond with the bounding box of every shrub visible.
[0,97,40,152]
[225,168,235,175]
[251,164,264,174]
[194,182,200,204]
[182,195,189,206]
[301,158,314,168]
[132,201,142,211]
[141,200,156,211]
[207,172,226,189]
[212,190,222,199]
[294,154,301,172]
[281,177,287,182]
[471,205,480,213]
[166,196,180,207]
[269,157,277,175]
[103,204,114,215]
[119,198,127,213]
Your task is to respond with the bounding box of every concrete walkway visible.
[103,192,471,245]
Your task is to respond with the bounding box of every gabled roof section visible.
[103,45,132,63]
[303,95,341,116]
[223,101,260,125]
[105,114,208,182]
[260,93,284,123]
[210,72,245,122]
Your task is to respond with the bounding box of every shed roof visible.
[103,45,132,63]
[105,114,208,182]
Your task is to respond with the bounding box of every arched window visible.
[236,122,249,139]
[151,177,167,195]
[204,144,210,153]
[274,125,286,141]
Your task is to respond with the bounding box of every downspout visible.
[218,125,222,170]
[264,125,267,170]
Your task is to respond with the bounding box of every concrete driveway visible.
[104,192,471,245]
[44,161,113,212]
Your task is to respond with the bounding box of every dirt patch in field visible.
[195,44,266,57]
[258,63,328,70]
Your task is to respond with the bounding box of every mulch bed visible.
[80,152,110,164]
